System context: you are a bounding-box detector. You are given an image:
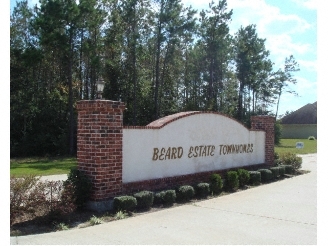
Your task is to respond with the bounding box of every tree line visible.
[10,0,299,157]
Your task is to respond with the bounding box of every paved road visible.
[10,154,317,245]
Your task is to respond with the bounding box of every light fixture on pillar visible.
[96,77,105,99]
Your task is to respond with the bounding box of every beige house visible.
[280,102,317,139]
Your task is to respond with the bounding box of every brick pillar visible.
[251,116,275,166]
[77,100,125,211]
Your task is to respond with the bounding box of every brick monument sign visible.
[77,100,275,211]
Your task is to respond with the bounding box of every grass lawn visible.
[275,139,317,155]
[10,156,77,178]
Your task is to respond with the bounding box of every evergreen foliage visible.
[195,183,210,198]
[257,169,273,182]
[269,167,280,179]
[209,173,223,194]
[237,169,250,187]
[133,191,154,209]
[10,0,299,156]
[226,171,239,191]
[177,185,195,201]
[113,196,137,212]
[64,168,92,209]
[249,171,261,185]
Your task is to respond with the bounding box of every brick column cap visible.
[251,115,275,120]
[77,100,125,110]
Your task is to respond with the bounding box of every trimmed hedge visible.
[113,196,137,212]
[162,190,176,205]
[195,183,210,198]
[133,191,154,209]
[226,171,239,190]
[155,190,176,205]
[278,165,286,176]
[237,169,250,187]
[281,165,293,174]
[269,167,280,179]
[257,169,273,182]
[209,173,223,194]
[177,185,195,201]
[249,171,261,185]
[154,191,164,204]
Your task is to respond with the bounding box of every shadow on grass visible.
[10,163,74,171]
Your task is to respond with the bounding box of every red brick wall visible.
[251,116,275,166]
[77,100,125,201]
[122,163,268,195]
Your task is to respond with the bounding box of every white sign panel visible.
[123,113,265,183]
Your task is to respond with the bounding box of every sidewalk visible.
[10,154,317,245]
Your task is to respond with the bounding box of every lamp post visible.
[96,77,105,99]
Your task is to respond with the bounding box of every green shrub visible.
[209,174,223,194]
[162,190,176,205]
[274,120,282,145]
[274,152,281,165]
[278,165,286,176]
[113,196,137,212]
[195,183,210,198]
[279,152,302,171]
[274,152,280,160]
[237,169,250,187]
[154,191,164,204]
[257,169,273,182]
[89,215,103,225]
[55,222,69,231]
[115,210,128,220]
[226,171,239,191]
[133,191,154,209]
[249,171,261,185]
[177,185,195,202]
[64,168,92,209]
[308,136,316,140]
[281,165,293,174]
[269,167,280,179]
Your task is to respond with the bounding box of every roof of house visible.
[280,101,317,124]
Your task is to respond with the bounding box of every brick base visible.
[122,164,269,195]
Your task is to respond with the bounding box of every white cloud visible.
[298,59,317,72]
[224,0,314,71]
[227,0,312,35]
[291,0,318,9]
[293,76,317,94]
[267,34,310,55]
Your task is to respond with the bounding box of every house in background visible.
[280,102,317,139]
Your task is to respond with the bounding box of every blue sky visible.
[9,0,318,117]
